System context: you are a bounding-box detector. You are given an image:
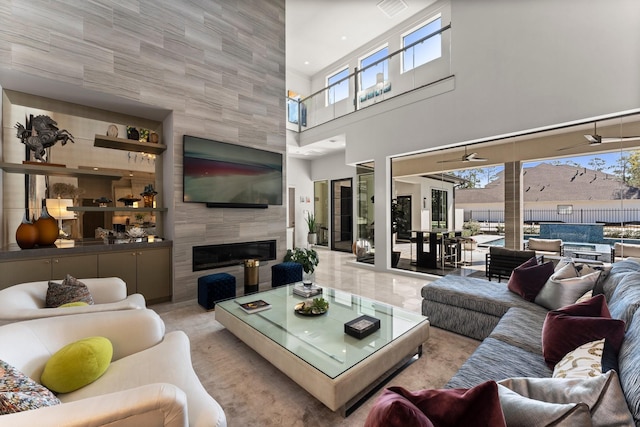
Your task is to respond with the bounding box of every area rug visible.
[155,300,480,426]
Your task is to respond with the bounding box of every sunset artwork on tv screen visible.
[183,135,283,208]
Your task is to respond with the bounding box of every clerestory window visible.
[327,67,349,106]
[359,46,389,90]
[402,15,442,73]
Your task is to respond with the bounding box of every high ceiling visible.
[286,0,437,78]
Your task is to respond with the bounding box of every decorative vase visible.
[307,233,317,245]
[35,205,59,246]
[302,271,314,287]
[15,212,38,249]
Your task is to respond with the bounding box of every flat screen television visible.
[183,135,283,208]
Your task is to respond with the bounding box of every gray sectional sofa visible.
[421,259,640,425]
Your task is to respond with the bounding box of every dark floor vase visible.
[392,251,401,268]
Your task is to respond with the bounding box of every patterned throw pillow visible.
[46,275,94,308]
[0,359,61,414]
[552,339,604,378]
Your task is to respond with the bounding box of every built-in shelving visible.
[0,162,122,179]
[67,207,167,213]
[94,134,166,154]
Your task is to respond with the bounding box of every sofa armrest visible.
[0,309,165,379]
[0,383,188,427]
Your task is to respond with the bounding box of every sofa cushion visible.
[618,308,640,426]
[607,271,640,328]
[497,385,592,426]
[507,258,554,301]
[489,306,549,355]
[541,295,625,369]
[527,238,563,253]
[364,387,433,427]
[46,275,94,308]
[600,259,640,301]
[369,382,506,427]
[534,264,600,310]
[552,338,604,379]
[498,371,634,427]
[0,359,61,414]
[422,275,536,318]
[446,337,552,389]
[41,336,113,393]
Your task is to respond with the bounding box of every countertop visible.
[0,239,172,261]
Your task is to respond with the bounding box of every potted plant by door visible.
[306,212,318,245]
[284,247,319,286]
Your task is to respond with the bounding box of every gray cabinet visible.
[98,246,171,304]
[0,254,98,289]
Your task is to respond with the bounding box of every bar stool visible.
[441,237,459,268]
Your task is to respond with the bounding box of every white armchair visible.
[0,277,146,322]
[0,309,227,427]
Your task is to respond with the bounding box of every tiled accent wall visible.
[0,0,286,301]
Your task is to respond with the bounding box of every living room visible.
[0,0,639,426]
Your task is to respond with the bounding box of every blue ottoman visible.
[271,262,303,288]
[198,273,236,310]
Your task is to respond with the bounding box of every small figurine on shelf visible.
[141,184,158,208]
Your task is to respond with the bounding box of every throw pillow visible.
[377,382,507,427]
[507,257,554,301]
[498,371,635,427]
[0,359,60,414]
[541,295,625,369]
[58,301,90,308]
[552,338,604,379]
[364,388,434,427]
[46,274,94,308]
[497,384,592,426]
[534,267,600,310]
[41,336,113,394]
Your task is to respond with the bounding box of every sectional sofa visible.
[421,259,640,426]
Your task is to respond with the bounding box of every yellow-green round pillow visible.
[41,337,113,394]
[58,301,89,308]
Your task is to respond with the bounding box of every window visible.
[327,67,349,106]
[431,189,448,230]
[402,16,442,73]
[360,47,389,90]
[557,205,573,215]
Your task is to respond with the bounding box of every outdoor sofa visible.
[420,259,640,426]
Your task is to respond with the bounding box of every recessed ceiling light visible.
[304,61,310,65]
[341,35,347,41]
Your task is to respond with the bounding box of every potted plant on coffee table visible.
[305,212,318,245]
[284,247,319,286]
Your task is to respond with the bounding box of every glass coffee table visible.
[216,283,429,415]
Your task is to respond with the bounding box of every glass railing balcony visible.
[287,24,452,132]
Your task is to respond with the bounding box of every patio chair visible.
[523,238,564,256]
[485,246,541,282]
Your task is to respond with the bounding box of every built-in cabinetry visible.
[0,254,98,288]
[97,246,171,304]
[0,242,172,304]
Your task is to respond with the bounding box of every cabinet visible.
[98,246,171,304]
[0,254,98,289]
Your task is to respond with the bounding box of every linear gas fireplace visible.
[192,240,277,271]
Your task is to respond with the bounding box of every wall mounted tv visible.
[183,135,283,208]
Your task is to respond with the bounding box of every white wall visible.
[306,0,640,271]
[286,156,314,248]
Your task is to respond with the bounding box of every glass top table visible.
[215,283,429,413]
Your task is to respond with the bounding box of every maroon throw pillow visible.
[507,258,554,301]
[542,294,626,369]
[385,381,506,427]
[364,388,434,427]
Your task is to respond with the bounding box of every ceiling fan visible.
[560,122,640,151]
[437,146,488,163]
[584,122,640,144]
